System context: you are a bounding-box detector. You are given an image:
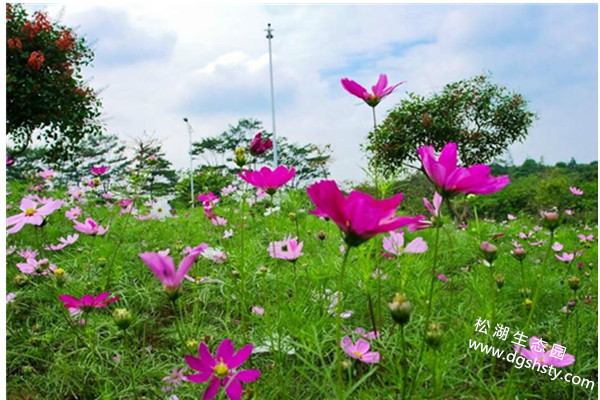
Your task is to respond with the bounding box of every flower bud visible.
[341,359,352,371]
[511,247,526,261]
[13,273,29,287]
[567,276,581,291]
[560,306,572,315]
[567,300,577,308]
[231,269,240,278]
[466,194,478,204]
[258,265,268,274]
[541,211,560,231]
[317,231,327,241]
[97,257,106,268]
[234,147,247,167]
[425,323,443,349]
[389,293,413,325]
[186,339,199,353]
[524,298,533,308]
[480,241,498,263]
[519,287,531,297]
[53,268,67,286]
[113,308,132,330]
[288,212,297,221]
[495,275,505,289]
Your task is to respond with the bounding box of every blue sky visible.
[31,3,598,181]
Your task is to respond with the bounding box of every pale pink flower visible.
[17,257,57,275]
[7,293,17,304]
[555,252,575,263]
[569,186,583,196]
[45,234,79,251]
[382,230,427,256]
[268,237,304,261]
[507,214,517,221]
[7,197,63,234]
[564,210,574,216]
[39,169,55,179]
[578,234,594,243]
[220,185,237,196]
[552,242,564,252]
[223,229,234,239]
[252,306,265,316]
[73,218,109,235]
[17,247,38,259]
[65,206,82,220]
[211,216,228,226]
[514,336,574,367]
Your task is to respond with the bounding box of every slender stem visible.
[408,225,441,398]
[125,331,141,400]
[524,231,555,330]
[400,324,407,400]
[336,247,351,400]
[366,291,378,337]
[432,350,438,399]
[239,190,248,342]
[377,274,382,325]
[171,299,186,349]
[371,106,379,199]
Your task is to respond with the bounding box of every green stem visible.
[336,247,351,400]
[171,299,186,349]
[400,324,407,400]
[372,106,379,199]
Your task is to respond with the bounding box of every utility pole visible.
[265,22,278,166]
[183,117,195,208]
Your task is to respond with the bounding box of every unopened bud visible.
[317,231,327,241]
[341,359,352,371]
[97,257,106,268]
[14,274,29,287]
[480,241,498,263]
[525,298,533,308]
[541,211,560,231]
[53,268,67,286]
[511,247,526,261]
[234,147,247,167]
[389,293,413,325]
[113,308,132,330]
[466,194,478,204]
[231,270,240,278]
[495,275,505,289]
[258,266,268,274]
[288,212,296,221]
[425,323,443,349]
[567,276,581,291]
[186,339,199,353]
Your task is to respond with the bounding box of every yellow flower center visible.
[24,208,36,216]
[352,351,364,359]
[214,361,229,379]
[345,220,350,227]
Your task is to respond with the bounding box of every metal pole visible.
[265,23,278,167]
[184,118,195,208]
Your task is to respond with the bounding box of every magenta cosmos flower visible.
[417,142,510,196]
[306,180,424,247]
[185,339,260,400]
[249,132,273,156]
[238,165,295,194]
[58,292,119,312]
[341,73,404,107]
[90,165,109,176]
[139,244,208,295]
[73,218,109,235]
[340,336,380,364]
[7,197,63,234]
[514,336,575,367]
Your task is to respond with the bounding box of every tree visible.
[130,134,177,200]
[191,118,333,186]
[56,132,132,187]
[6,4,102,162]
[368,74,536,173]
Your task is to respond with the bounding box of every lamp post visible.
[183,117,195,208]
[265,22,278,166]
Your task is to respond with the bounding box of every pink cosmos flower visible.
[45,234,79,251]
[268,237,304,261]
[514,336,575,367]
[249,131,273,156]
[6,155,14,166]
[211,216,228,226]
[73,218,109,235]
[102,192,113,200]
[353,327,381,340]
[139,245,207,293]
[340,337,380,364]
[17,247,38,259]
[519,231,534,240]
[39,169,55,179]
[382,230,428,256]
[58,292,119,312]
[7,292,17,304]
[341,73,404,107]
[564,209,574,216]
[417,142,510,196]
[437,273,450,283]
[238,166,295,194]
[507,214,517,221]
[65,206,82,220]
[555,252,575,263]
[307,180,424,247]
[197,192,219,206]
[551,242,564,252]
[221,185,237,196]
[578,234,594,243]
[409,192,443,231]
[17,257,57,275]
[184,339,261,400]
[569,186,583,196]
[7,197,63,234]
[251,306,265,316]
[223,229,234,239]
[68,186,87,201]
[90,165,109,176]
[162,367,187,390]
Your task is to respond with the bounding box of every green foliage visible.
[369,74,536,173]
[6,4,102,162]
[130,135,177,200]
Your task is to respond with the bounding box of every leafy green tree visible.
[130,135,177,200]
[6,4,102,162]
[369,74,536,173]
